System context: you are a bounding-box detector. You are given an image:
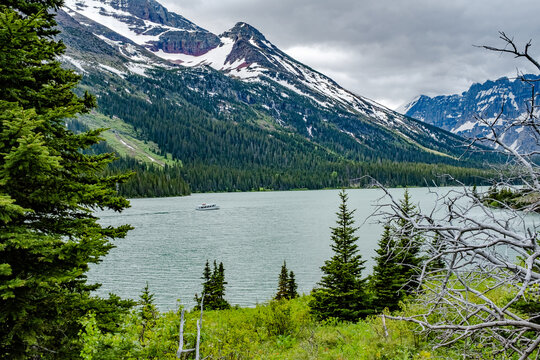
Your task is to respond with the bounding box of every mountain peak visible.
[402,74,540,151]
[106,0,199,30]
[222,22,268,42]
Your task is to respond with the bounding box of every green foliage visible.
[394,190,424,296]
[138,283,158,343]
[195,260,231,311]
[79,313,100,360]
[369,191,426,313]
[0,2,133,358]
[68,118,190,198]
[275,261,299,300]
[105,157,190,198]
[287,271,299,300]
[370,225,406,312]
[310,190,371,321]
[482,185,540,212]
[75,295,474,359]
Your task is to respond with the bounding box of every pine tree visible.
[394,189,424,295]
[0,2,133,358]
[275,261,290,300]
[194,260,212,310]
[309,190,370,321]
[287,271,299,299]
[139,282,157,343]
[368,191,426,313]
[195,260,230,310]
[369,224,405,312]
[213,261,230,310]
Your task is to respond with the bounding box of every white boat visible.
[196,203,220,211]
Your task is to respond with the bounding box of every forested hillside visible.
[80,67,495,193]
[54,1,501,195]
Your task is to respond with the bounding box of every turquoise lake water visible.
[89,187,538,310]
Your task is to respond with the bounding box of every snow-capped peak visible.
[63,0,220,56]
[61,0,452,148]
[396,95,422,114]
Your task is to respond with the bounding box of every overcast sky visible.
[161,0,540,109]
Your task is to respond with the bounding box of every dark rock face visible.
[107,0,197,30]
[101,0,221,55]
[221,22,285,71]
[148,31,221,56]
[221,22,267,42]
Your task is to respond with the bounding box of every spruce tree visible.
[139,282,157,343]
[275,261,290,300]
[0,2,133,358]
[394,190,424,295]
[287,270,299,299]
[369,191,426,313]
[369,224,405,312]
[195,260,230,310]
[213,261,230,310]
[309,190,370,321]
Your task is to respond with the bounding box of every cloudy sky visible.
[161,0,540,109]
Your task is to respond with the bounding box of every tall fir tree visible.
[138,282,157,343]
[0,1,133,358]
[213,261,230,310]
[194,260,212,309]
[394,189,424,295]
[195,260,230,310]
[287,271,298,299]
[426,233,446,273]
[309,190,370,321]
[368,190,426,314]
[275,261,290,300]
[369,224,405,312]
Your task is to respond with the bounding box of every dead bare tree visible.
[177,295,205,359]
[377,33,540,359]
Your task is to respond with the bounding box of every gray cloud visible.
[162,0,540,109]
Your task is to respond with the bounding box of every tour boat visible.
[196,203,220,211]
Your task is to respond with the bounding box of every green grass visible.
[78,112,179,167]
[79,296,455,359]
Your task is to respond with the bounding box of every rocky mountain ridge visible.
[401,75,540,152]
[52,0,495,191]
[61,0,456,142]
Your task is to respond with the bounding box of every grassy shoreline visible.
[80,296,440,359]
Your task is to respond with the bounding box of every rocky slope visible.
[400,75,540,152]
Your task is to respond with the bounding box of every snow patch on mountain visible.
[452,121,476,133]
[64,0,168,45]
[126,62,152,77]
[272,79,329,108]
[99,63,126,77]
[396,95,421,114]
[61,55,87,73]
[154,37,233,66]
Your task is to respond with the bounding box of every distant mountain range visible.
[56,0,492,191]
[400,75,540,152]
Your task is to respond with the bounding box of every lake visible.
[89,187,535,310]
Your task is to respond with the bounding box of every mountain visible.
[400,75,540,152]
[55,0,493,192]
